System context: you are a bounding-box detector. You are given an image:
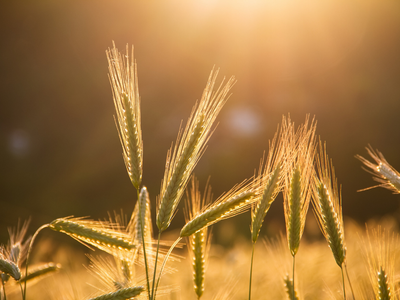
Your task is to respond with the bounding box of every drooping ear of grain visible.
[284,275,299,300]
[157,70,235,232]
[87,286,144,300]
[49,218,136,254]
[107,43,143,190]
[0,257,21,281]
[356,145,400,194]
[181,189,254,237]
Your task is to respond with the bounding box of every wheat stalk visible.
[356,145,400,194]
[49,218,136,254]
[156,70,235,232]
[106,42,143,190]
[181,180,255,237]
[87,286,144,300]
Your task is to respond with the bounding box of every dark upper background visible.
[1,0,400,245]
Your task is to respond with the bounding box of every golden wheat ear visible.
[19,263,61,283]
[284,274,300,300]
[283,115,317,257]
[312,141,346,268]
[363,226,396,300]
[49,218,136,254]
[156,69,235,233]
[107,42,143,190]
[184,177,213,299]
[356,145,400,194]
[86,286,144,300]
[181,178,256,237]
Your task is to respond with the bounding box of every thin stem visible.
[344,262,355,300]
[19,282,24,300]
[154,237,182,300]
[248,242,255,300]
[292,255,295,300]
[150,231,161,300]
[341,264,346,300]
[24,224,49,300]
[137,188,151,300]
[2,277,7,300]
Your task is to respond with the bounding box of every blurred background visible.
[1,0,400,247]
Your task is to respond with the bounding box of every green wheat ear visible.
[356,145,400,194]
[107,42,143,190]
[283,115,316,256]
[312,141,346,267]
[364,227,396,300]
[184,177,213,299]
[157,69,235,232]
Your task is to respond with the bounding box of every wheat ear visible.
[184,177,213,299]
[364,226,396,300]
[49,218,136,253]
[312,142,346,267]
[87,286,144,300]
[181,180,255,237]
[356,145,400,194]
[283,115,316,256]
[19,263,60,282]
[284,275,300,300]
[107,42,143,190]
[0,256,21,281]
[251,122,288,243]
[157,70,235,232]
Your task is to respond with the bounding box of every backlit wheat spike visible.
[284,275,300,300]
[283,115,316,256]
[19,262,61,282]
[87,286,144,300]
[181,180,256,237]
[356,145,400,194]
[157,70,235,232]
[0,255,21,281]
[251,122,289,244]
[49,218,136,254]
[364,227,396,300]
[128,187,153,249]
[184,177,213,299]
[312,141,346,267]
[107,42,143,190]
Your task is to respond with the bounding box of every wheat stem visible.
[23,223,49,300]
[1,276,7,300]
[248,243,255,300]
[341,265,347,300]
[150,232,161,300]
